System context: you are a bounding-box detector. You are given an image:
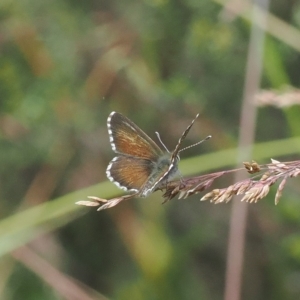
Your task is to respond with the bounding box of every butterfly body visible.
[106,111,199,197]
[139,153,180,197]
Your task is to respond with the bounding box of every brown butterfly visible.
[106,112,211,197]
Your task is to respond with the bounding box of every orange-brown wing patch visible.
[106,155,153,192]
[107,112,163,160]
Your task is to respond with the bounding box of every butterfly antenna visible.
[155,131,170,152]
[170,113,200,161]
[178,135,212,153]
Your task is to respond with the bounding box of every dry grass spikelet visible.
[76,159,300,211]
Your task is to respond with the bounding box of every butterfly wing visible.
[107,112,163,160]
[106,155,154,192]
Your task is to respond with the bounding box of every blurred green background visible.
[1,0,300,299]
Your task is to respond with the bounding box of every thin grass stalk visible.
[224,1,269,300]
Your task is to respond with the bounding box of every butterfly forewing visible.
[106,156,153,192]
[107,112,163,160]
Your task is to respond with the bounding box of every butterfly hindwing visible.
[106,155,154,192]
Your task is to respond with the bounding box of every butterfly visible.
[106,112,210,197]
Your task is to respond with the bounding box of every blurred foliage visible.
[0,0,300,299]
